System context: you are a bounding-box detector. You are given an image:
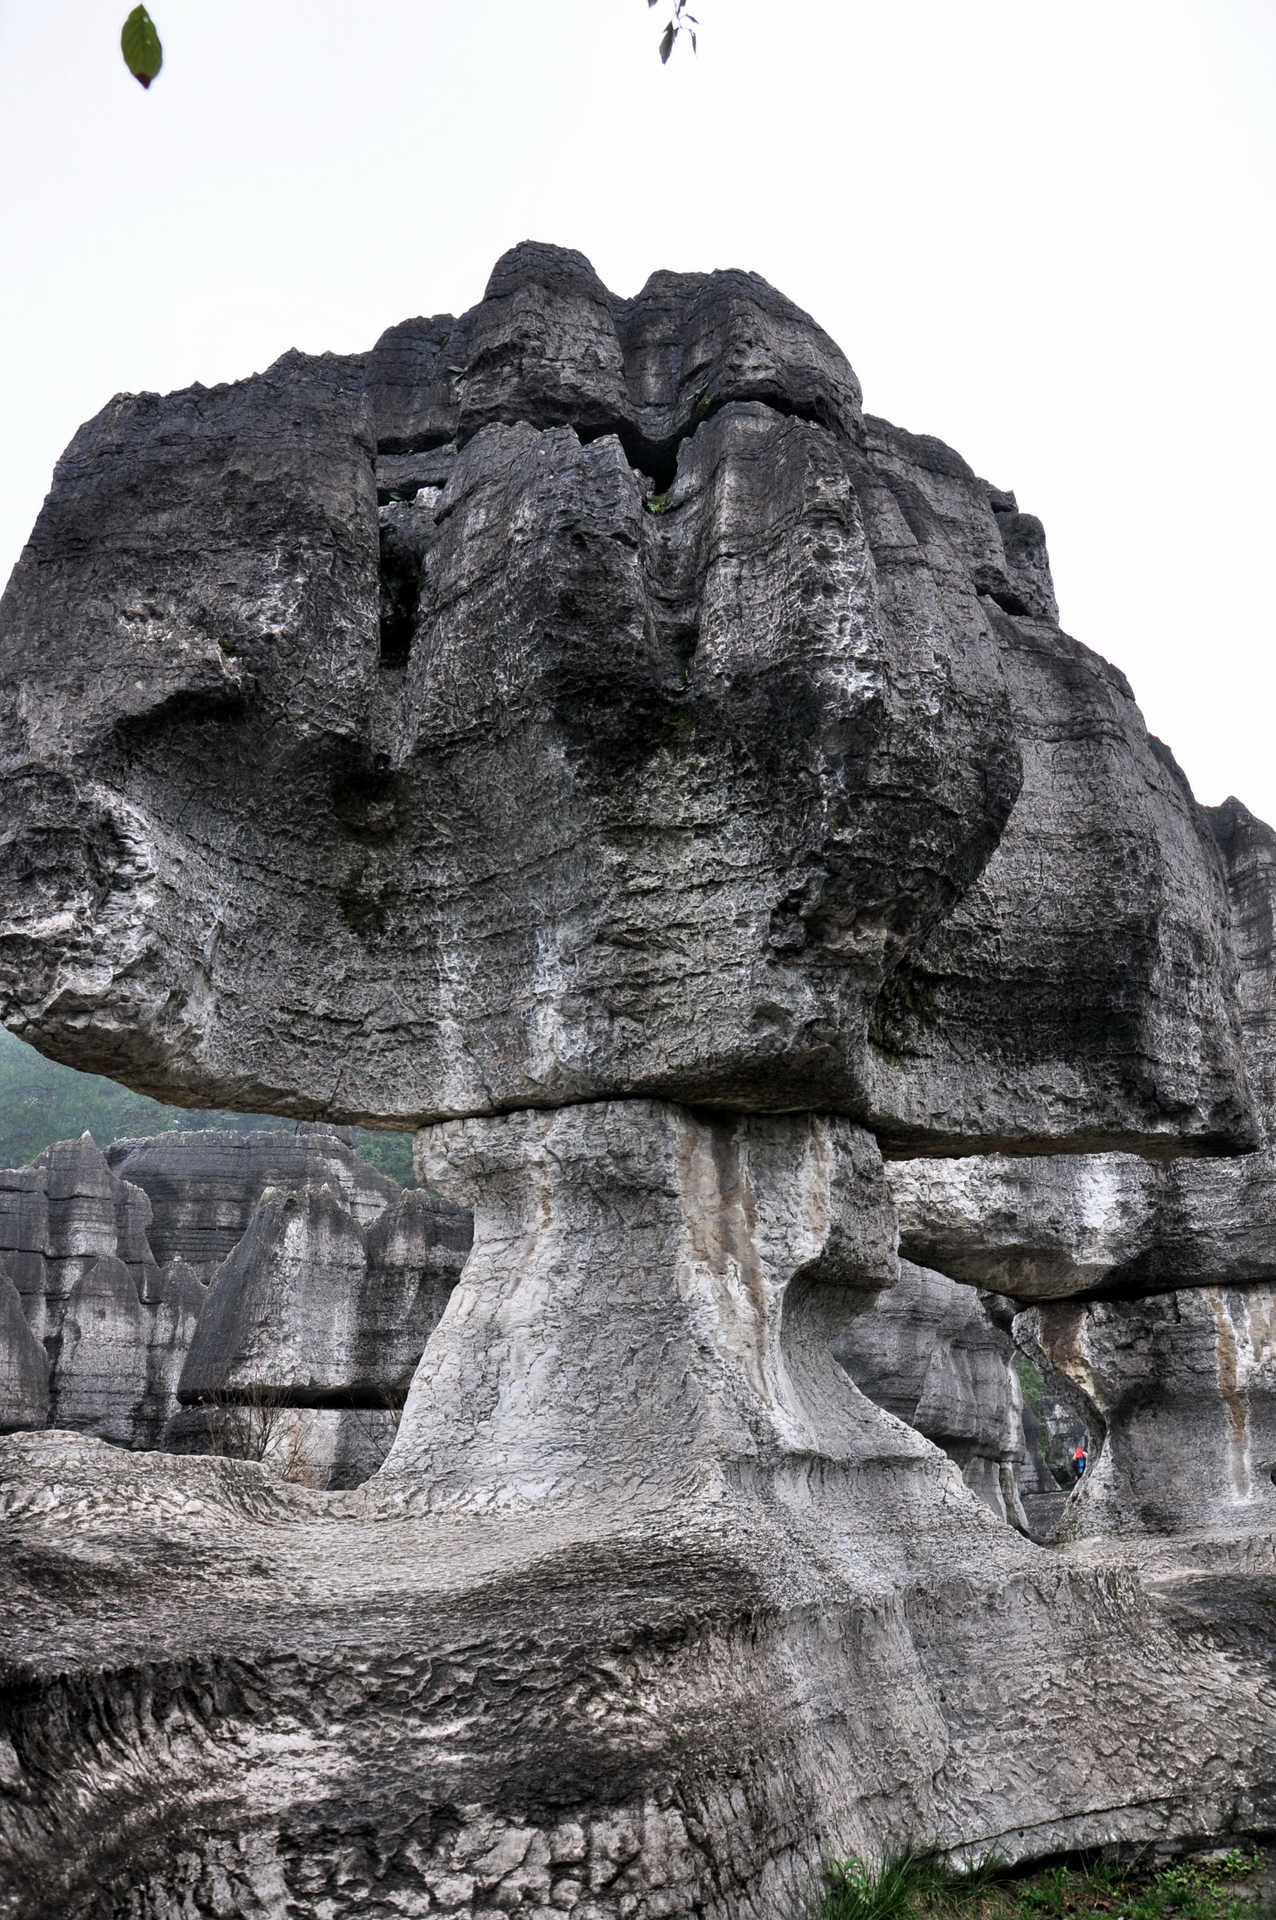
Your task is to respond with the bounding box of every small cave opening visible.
[378,515,424,668]
[832,1261,1097,1543]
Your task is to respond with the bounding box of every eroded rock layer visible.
[2,245,1276,1919]
[0,244,1254,1153]
[0,1127,468,1472]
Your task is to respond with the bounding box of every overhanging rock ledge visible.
[1,242,1275,1920]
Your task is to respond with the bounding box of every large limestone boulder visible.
[177,1180,469,1410]
[135,1256,208,1448]
[1020,1288,1276,1538]
[3,246,1276,1917]
[887,799,1276,1303]
[50,1253,150,1445]
[5,1109,1276,1915]
[0,243,1253,1154]
[884,795,1276,1551]
[0,1134,160,1344]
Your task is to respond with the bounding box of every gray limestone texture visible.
[49,1253,150,1446]
[0,241,1256,1154]
[384,1101,899,1506]
[0,1133,160,1345]
[5,1105,1276,1918]
[0,1265,48,1433]
[887,797,1276,1301]
[833,1256,1030,1527]
[138,1257,209,1447]
[0,1125,454,1462]
[106,1124,404,1279]
[3,245,1276,1917]
[1019,1288,1276,1539]
[177,1178,469,1410]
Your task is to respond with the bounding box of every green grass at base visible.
[816,1850,1265,1920]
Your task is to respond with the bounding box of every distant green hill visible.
[0,1025,415,1185]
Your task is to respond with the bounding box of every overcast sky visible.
[1,0,1272,819]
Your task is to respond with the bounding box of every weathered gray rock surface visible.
[106,1123,403,1278]
[0,1124,457,1468]
[889,795,1276,1301]
[0,242,1255,1154]
[833,1257,1030,1526]
[1020,1288,1276,1539]
[884,791,1276,1546]
[4,245,1276,1919]
[178,1179,466,1408]
[0,1266,47,1432]
[7,1112,1276,1918]
[0,1133,159,1345]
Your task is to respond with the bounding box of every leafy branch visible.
[648,0,699,63]
[119,3,699,94]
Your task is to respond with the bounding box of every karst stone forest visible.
[2,242,1276,1919]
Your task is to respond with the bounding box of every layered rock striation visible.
[833,1257,1031,1527]
[0,245,1254,1155]
[0,1126,467,1475]
[888,796,1276,1543]
[2,244,1276,1920]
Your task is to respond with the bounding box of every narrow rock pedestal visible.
[380,1101,903,1513]
[5,1104,1276,1917]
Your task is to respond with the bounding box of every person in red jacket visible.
[1072,1443,1088,1481]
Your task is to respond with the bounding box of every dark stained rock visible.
[1,242,1252,1152]
[136,1257,208,1448]
[50,1253,149,1444]
[360,1186,473,1398]
[106,1125,403,1280]
[0,1165,48,1332]
[0,1265,48,1432]
[178,1180,468,1409]
[865,605,1251,1156]
[5,244,1276,1915]
[0,1135,157,1346]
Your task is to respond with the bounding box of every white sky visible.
[1,0,1273,820]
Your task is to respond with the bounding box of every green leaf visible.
[121,5,163,89]
[659,20,677,62]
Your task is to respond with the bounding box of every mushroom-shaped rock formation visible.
[0,241,1255,1155]
[3,246,1276,1919]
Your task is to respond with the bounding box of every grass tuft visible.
[815,1849,1265,1920]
